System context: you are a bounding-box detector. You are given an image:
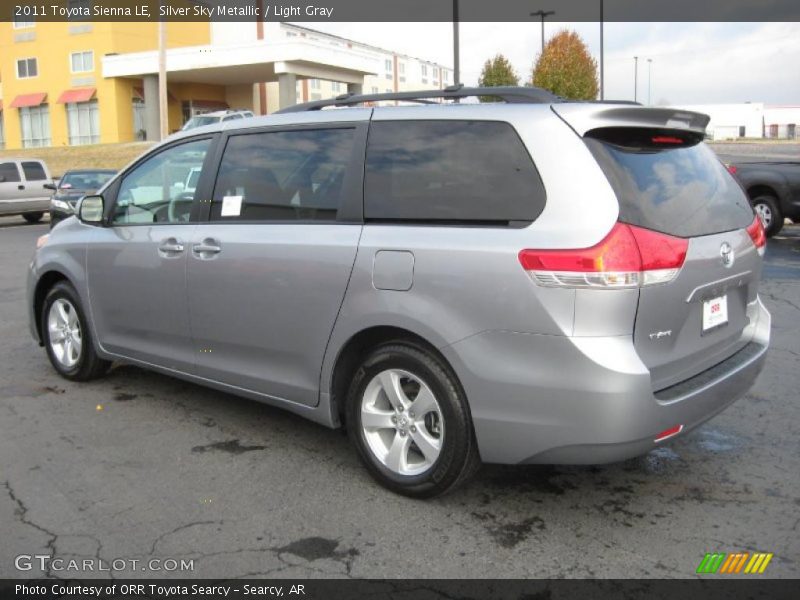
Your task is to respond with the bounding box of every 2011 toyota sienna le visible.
[28,87,770,497]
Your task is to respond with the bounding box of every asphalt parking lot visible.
[1,217,798,579]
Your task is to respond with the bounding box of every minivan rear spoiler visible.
[552,104,710,137]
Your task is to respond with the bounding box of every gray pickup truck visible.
[726,160,800,237]
[0,158,53,223]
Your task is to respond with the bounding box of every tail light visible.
[519,223,688,289]
[726,164,737,175]
[746,215,766,256]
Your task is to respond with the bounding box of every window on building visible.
[365,120,546,223]
[67,0,92,19]
[331,82,342,92]
[386,88,392,93]
[13,14,35,28]
[421,64,428,84]
[210,128,356,222]
[132,99,146,140]
[70,51,94,73]
[16,57,38,78]
[310,79,321,90]
[738,126,746,138]
[385,59,392,72]
[21,161,47,181]
[371,86,379,94]
[398,62,406,82]
[286,31,298,37]
[19,105,51,148]
[67,100,100,145]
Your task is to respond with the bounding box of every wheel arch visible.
[32,270,72,344]
[328,325,464,428]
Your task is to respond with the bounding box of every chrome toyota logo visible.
[720,242,734,268]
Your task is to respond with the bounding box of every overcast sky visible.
[293,22,800,105]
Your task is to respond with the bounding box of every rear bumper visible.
[441,297,770,465]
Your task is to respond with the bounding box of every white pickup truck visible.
[0,158,53,223]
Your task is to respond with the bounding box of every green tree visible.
[478,54,520,102]
[531,30,599,100]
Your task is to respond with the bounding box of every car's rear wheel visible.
[752,194,783,237]
[346,342,480,498]
[42,281,111,381]
[23,212,44,224]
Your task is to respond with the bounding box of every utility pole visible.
[530,9,555,55]
[633,55,639,103]
[647,58,653,105]
[599,0,604,100]
[158,15,168,140]
[453,0,460,85]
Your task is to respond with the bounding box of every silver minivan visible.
[28,87,770,497]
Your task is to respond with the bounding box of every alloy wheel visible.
[47,298,82,368]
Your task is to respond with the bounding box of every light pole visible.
[647,58,653,105]
[530,9,555,55]
[633,56,639,103]
[453,0,460,86]
[599,0,604,100]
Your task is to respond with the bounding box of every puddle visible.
[692,427,742,453]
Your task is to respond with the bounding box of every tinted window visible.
[364,120,545,223]
[0,162,21,183]
[21,161,47,181]
[585,129,754,237]
[211,128,355,222]
[112,138,210,225]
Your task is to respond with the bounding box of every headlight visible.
[36,234,49,249]
[50,198,72,212]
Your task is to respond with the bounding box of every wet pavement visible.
[1,218,798,579]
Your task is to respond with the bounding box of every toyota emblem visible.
[720,242,734,268]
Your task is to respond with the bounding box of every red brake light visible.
[651,136,685,145]
[726,164,737,175]
[519,223,688,288]
[746,215,766,252]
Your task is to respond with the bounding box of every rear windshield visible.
[585,128,754,238]
[60,170,114,190]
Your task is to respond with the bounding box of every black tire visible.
[346,341,481,498]
[41,281,111,381]
[23,212,44,224]
[751,194,783,237]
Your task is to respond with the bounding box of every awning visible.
[9,93,47,109]
[57,88,96,104]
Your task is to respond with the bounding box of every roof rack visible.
[275,84,561,113]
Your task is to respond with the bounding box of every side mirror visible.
[43,183,57,191]
[79,195,104,224]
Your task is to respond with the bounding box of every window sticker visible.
[221,195,242,217]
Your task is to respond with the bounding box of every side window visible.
[0,162,21,183]
[112,138,211,225]
[21,161,47,181]
[365,120,546,223]
[211,128,355,222]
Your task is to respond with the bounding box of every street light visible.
[633,55,639,103]
[647,58,653,105]
[453,0,460,86]
[599,0,604,100]
[530,9,555,55]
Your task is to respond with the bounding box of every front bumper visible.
[441,297,770,465]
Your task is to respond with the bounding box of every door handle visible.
[18,184,25,190]
[192,239,222,257]
[158,238,185,255]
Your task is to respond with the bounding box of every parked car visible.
[725,160,800,237]
[28,87,770,497]
[47,169,116,229]
[181,110,255,132]
[0,158,52,223]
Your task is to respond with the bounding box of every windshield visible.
[59,171,114,191]
[183,116,219,130]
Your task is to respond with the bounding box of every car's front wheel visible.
[346,342,480,498]
[41,281,111,381]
